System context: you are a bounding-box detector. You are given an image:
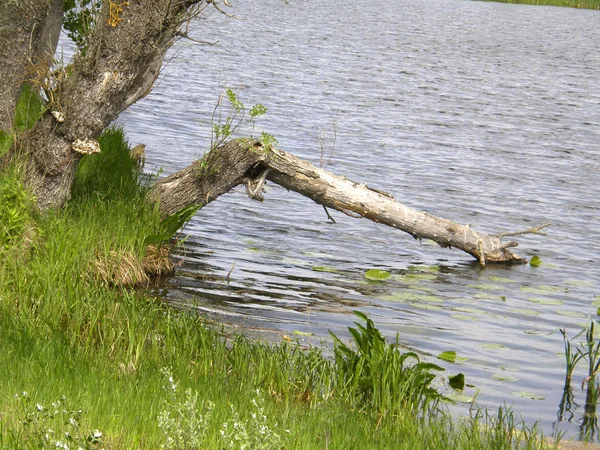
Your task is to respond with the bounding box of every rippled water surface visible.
[116,0,600,439]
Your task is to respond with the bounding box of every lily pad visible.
[512,391,545,401]
[438,351,469,363]
[449,373,465,390]
[450,314,479,321]
[409,302,444,311]
[527,297,563,306]
[293,330,313,336]
[365,269,391,281]
[404,273,437,281]
[564,279,594,287]
[555,310,587,319]
[312,266,340,274]
[520,285,564,295]
[453,307,486,315]
[446,393,473,403]
[488,276,518,284]
[510,308,540,317]
[467,284,507,291]
[408,265,440,273]
[530,255,542,267]
[481,343,505,350]
[524,330,542,335]
[492,374,518,382]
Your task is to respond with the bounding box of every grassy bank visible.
[0,127,556,448]
[477,0,600,9]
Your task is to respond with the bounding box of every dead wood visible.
[150,139,542,265]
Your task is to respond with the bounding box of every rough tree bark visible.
[149,139,538,265]
[0,0,63,132]
[6,0,207,209]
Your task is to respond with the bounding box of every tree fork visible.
[149,139,538,265]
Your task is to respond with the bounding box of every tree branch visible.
[149,139,533,265]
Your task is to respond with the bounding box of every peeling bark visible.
[149,139,529,264]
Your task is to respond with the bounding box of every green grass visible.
[477,0,600,9]
[0,128,557,449]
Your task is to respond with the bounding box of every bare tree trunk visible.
[149,139,530,264]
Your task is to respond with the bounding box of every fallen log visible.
[149,139,548,265]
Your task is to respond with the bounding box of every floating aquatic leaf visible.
[555,310,587,318]
[393,275,421,285]
[488,276,518,284]
[492,374,518,382]
[524,330,541,335]
[564,279,594,287]
[365,269,391,281]
[512,391,545,401]
[446,393,473,403]
[453,307,486,315]
[481,343,505,350]
[408,265,440,273]
[404,273,437,281]
[597,307,600,317]
[467,284,507,291]
[530,255,542,267]
[498,364,520,372]
[449,373,465,390]
[520,285,564,295]
[527,297,563,306]
[312,266,340,274]
[474,293,503,300]
[438,351,469,363]
[409,302,444,311]
[510,308,540,317]
[450,314,479,321]
[293,330,313,336]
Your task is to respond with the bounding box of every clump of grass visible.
[330,311,444,419]
[72,126,143,201]
[0,164,36,249]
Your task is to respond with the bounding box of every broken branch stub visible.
[150,139,540,265]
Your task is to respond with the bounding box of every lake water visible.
[116,0,600,440]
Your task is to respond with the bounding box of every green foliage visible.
[12,392,104,449]
[0,167,35,248]
[1,84,46,157]
[72,126,142,200]
[530,255,542,267]
[210,88,273,150]
[63,0,102,51]
[0,130,14,159]
[330,311,445,417]
[144,204,201,246]
[260,131,279,152]
[364,268,391,281]
[13,84,45,133]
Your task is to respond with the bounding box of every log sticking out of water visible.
[149,139,545,265]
